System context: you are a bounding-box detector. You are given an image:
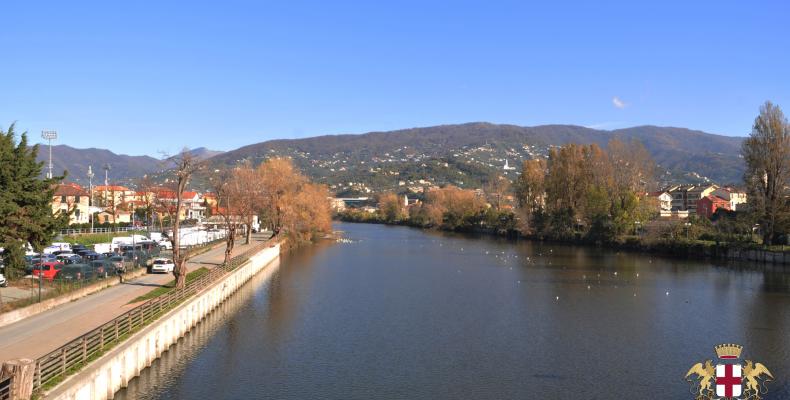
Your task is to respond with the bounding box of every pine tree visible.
[0,123,69,278]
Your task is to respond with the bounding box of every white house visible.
[712,187,748,211]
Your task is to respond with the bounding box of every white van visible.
[43,242,71,254]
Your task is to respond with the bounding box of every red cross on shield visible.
[715,364,742,398]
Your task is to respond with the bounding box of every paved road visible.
[0,234,269,363]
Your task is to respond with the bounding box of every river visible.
[116,222,790,399]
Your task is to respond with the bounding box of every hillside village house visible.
[52,183,91,224]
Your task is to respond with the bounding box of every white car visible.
[150,258,175,274]
[0,272,7,287]
[158,240,172,250]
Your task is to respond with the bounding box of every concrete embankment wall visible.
[45,244,281,400]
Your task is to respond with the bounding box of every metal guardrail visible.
[0,375,10,400]
[31,239,273,392]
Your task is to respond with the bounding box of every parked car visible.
[0,272,6,287]
[60,255,83,265]
[82,252,105,262]
[71,244,88,253]
[107,256,126,273]
[74,249,92,257]
[101,252,116,259]
[158,239,172,250]
[58,264,94,281]
[89,260,111,278]
[55,253,76,262]
[32,262,64,281]
[150,258,175,274]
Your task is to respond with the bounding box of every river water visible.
[116,222,790,399]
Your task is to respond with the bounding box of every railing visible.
[32,238,274,392]
[59,226,148,235]
[0,375,10,400]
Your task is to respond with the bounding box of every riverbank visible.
[335,217,790,266]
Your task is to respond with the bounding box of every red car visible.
[32,262,64,281]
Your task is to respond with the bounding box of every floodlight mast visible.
[41,130,57,179]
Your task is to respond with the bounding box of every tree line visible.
[147,155,332,288]
[0,130,332,285]
[341,101,790,247]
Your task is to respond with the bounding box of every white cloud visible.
[612,96,627,109]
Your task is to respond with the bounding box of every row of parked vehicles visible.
[26,241,165,282]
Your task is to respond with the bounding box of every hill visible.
[210,123,746,193]
[35,145,161,186]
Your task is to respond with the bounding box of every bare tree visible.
[163,151,203,289]
[232,162,262,244]
[209,168,238,265]
[135,175,156,228]
[742,101,790,245]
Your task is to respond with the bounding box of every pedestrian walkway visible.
[0,233,270,363]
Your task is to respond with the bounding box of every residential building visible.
[95,210,132,224]
[712,187,748,211]
[93,185,136,207]
[52,183,91,224]
[696,195,731,218]
[648,191,673,211]
[666,184,718,212]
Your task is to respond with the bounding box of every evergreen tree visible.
[0,123,69,278]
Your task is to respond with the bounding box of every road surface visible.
[0,233,269,362]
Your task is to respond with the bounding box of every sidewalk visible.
[0,234,269,363]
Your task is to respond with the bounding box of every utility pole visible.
[88,165,95,233]
[41,130,57,179]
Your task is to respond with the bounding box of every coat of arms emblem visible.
[685,343,774,400]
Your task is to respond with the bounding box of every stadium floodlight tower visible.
[41,130,58,179]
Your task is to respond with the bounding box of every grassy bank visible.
[61,231,150,246]
[131,267,210,303]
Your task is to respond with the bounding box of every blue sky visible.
[1,1,788,156]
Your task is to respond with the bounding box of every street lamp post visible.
[87,165,95,233]
[41,130,57,179]
[685,222,692,240]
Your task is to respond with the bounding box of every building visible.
[648,191,673,211]
[712,187,748,211]
[52,183,91,224]
[93,185,136,208]
[696,195,731,218]
[150,189,205,221]
[666,184,718,212]
[95,210,132,224]
[182,191,206,221]
[329,198,347,212]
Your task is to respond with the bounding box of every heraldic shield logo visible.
[685,344,775,400]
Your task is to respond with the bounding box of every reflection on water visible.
[115,259,281,400]
[119,223,790,399]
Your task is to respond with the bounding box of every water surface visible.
[117,223,790,399]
